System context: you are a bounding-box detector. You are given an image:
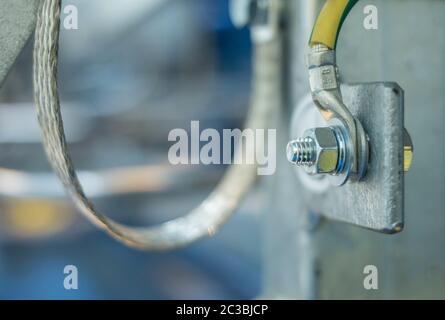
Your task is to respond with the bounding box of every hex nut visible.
[303,127,339,174]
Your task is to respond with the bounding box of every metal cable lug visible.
[287,0,415,234]
[289,44,370,186]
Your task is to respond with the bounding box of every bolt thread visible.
[286,137,317,166]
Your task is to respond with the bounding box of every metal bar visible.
[0,0,41,86]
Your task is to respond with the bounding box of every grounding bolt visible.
[286,126,349,176]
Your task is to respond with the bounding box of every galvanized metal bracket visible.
[0,0,41,86]
[293,82,405,233]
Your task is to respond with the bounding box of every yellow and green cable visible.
[309,0,360,50]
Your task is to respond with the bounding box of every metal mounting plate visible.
[297,82,405,233]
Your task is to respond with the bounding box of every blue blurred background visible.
[0,0,262,299]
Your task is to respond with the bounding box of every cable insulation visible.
[310,0,359,49]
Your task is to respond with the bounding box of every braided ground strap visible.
[33,0,282,250]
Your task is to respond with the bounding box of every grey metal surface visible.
[301,83,404,233]
[262,0,321,300]
[315,0,445,299]
[264,0,445,299]
[0,0,40,86]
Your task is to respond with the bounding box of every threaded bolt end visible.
[286,137,317,166]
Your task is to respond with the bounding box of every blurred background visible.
[4,0,445,301]
[0,0,263,299]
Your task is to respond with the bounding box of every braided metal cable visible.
[33,0,282,250]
